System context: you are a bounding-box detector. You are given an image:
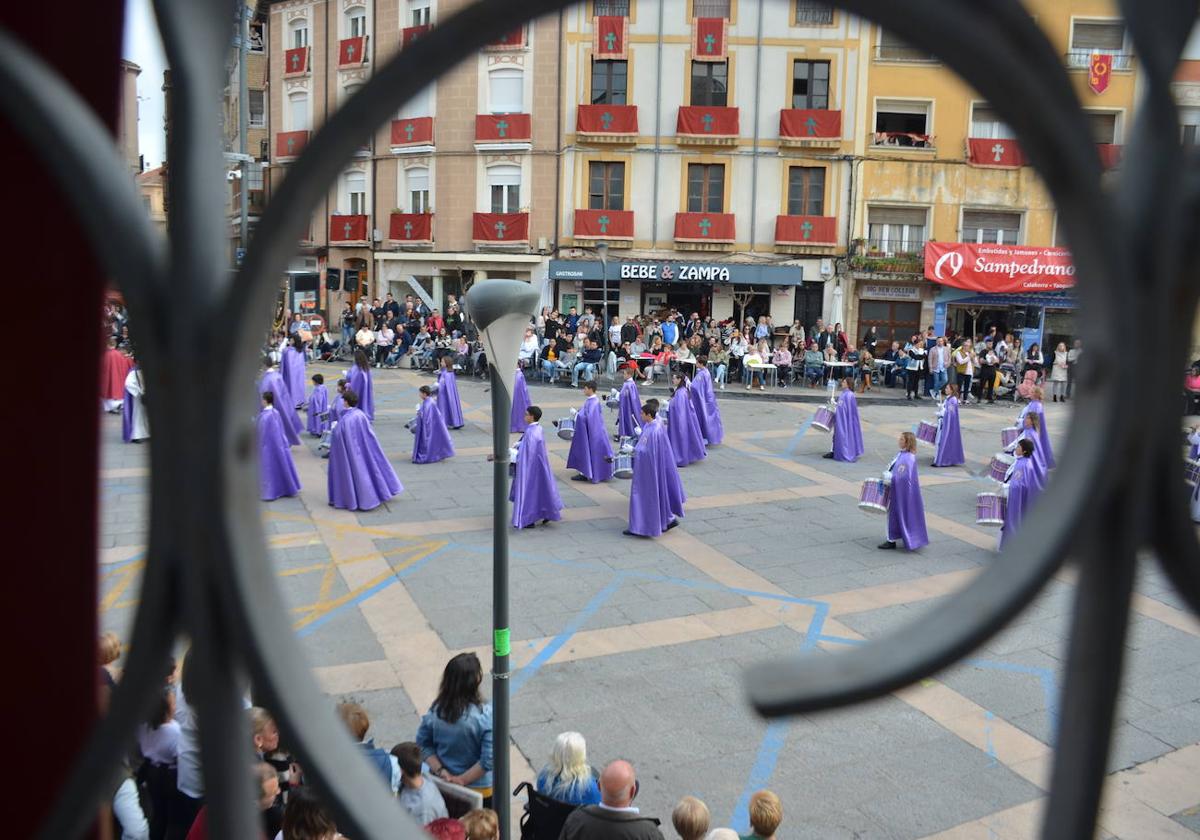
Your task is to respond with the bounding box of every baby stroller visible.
[994,363,1017,401]
[1015,369,1039,401]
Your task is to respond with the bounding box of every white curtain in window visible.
[288,19,308,48]
[345,171,367,215]
[488,68,524,113]
[400,83,434,119]
[288,92,308,131]
[346,7,367,37]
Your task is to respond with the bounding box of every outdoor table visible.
[744,363,778,388]
[823,360,854,383]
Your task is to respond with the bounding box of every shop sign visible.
[619,262,731,282]
[860,284,921,301]
[924,242,1075,293]
[549,259,802,286]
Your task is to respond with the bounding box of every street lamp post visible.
[597,241,609,349]
[460,280,540,840]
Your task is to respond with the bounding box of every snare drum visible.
[916,420,938,445]
[613,453,634,479]
[606,389,621,409]
[555,416,576,440]
[812,405,836,433]
[659,403,671,425]
[428,382,440,395]
[404,417,419,434]
[1000,427,1020,448]
[976,492,1006,527]
[1185,458,1200,487]
[857,479,891,514]
[507,446,519,478]
[988,453,1015,483]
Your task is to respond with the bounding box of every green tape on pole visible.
[494,628,511,657]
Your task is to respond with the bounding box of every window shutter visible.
[868,207,927,226]
[1072,21,1125,51]
[962,211,1020,231]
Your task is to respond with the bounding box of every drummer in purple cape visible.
[823,379,865,462]
[503,405,563,528]
[326,388,404,511]
[999,438,1042,549]
[257,391,302,502]
[565,381,613,483]
[306,373,330,437]
[616,363,642,440]
[1015,385,1055,468]
[1188,426,1200,460]
[879,432,929,551]
[411,385,455,465]
[667,372,707,467]
[123,363,150,444]
[329,378,347,424]
[436,355,465,430]
[931,383,965,467]
[1003,412,1047,490]
[510,365,533,434]
[345,349,376,422]
[259,357,301,446]
[689,356,724,446]
[280,334,307,409]
[624,400,686,538]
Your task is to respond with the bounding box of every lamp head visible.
[461,279,540,400]
[596,241,609,262]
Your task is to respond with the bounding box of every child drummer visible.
[880,431,928,551]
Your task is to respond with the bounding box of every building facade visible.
[225,1,270,268]
[118,59,142,177]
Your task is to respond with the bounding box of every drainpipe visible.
[553,7,563,263]
[650,0,664,248]
[747,0,764,252]
[323,0,331,296]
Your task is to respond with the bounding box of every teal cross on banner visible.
[604,30,617,50]
[805,116,818,136]
[698,217,712,237]
[702,113,714,132]
[286,136,296,153]
[346,42,355,61]
[290,52,300,69]
[601,111,613,130]
[404,122,415,141]
[598,215,610,233]
[801,220,814,239]
[404,221,414,238]
[495,220,507,239]
[343,221,353,238]
[703,33,716,53]
[496,119,509,138]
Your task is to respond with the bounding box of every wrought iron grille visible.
[2,0,1198,837]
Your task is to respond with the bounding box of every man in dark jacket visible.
[620,316,640,346]
[559,760,664,840]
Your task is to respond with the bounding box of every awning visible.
[941,289,1078,309]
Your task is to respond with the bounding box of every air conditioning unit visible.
[820,258,834,278]
[372,228,383,242]
[537,236,549,252]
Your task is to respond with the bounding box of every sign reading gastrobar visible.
[924,242,1075,293]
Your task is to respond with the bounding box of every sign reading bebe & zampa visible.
[924,243,1075,293]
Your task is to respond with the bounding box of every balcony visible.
[473,212,530,245]
[274,130,310,162]
[574,209,634,246]
[676,105,739,146]
[592,0,630,14]
[774,215,837,251]
[485,27,525,49]
[1066,50,1134,71]
[283,46,309,76]
[390,117,434,153]
[874,43,939,63]
[871,131,935,151]
[475,113,532,149]
[693,0,731,18]
[674,212,734,251]
[1097,143,1123,169]
[401,24,430,48]
[576,104,638,142]
[338,36,368,68]
[794,1,833,24]
[330,214,370,245]
[851,238,926,275]
[388,212,433,245]
[778,109,841,148]
[965,137,1026,168]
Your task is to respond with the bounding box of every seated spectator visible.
[280,787,342,840]
[646,339,675,386]
[374,324,395,366]
[460,809,500,840]
[741,790,782,840]
[572,339,604,387]
[672,796,710,840]
[536,731,601,805]
[1187,365,1200,414]
[708,346,729,389]
[394,741,448,825]
[426,819,466,840]
[251,707,298,804]
[771,344,792,386]
[417,653,494,803]
[803,346,824,387]
[386,328,413,367]
[744,348,766,391]
[411,327,435,369]
[858,348,874,393]
[337,702,400,794]
[316,329,340,361]
[518,327,540,365]
[355,324,375,353]
[629,336,647,356]
[558,760,665,840]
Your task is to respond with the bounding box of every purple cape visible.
[306,385,330,436]
[257,407,302,501]
[327,408,403,510]
[887,451,929,550]
[690,367,724,446]
[999,456,1040,549]
[280,346,307,408]
[259,370,301,446]
[437,369,465,429]
[667,383,707,466]
[565,396,614,482]
[412,398,455,464]
[1018,429,1048,491]
[831,389,865,462]
[346,365,375,421]
[933,396,965,466]
[617,378,641,437]
[628,418,686,537]
[509,423,563,527]
[510,369,532,433]
[1023,400,1055,469]
[330,393,345,423]
[122,369,136,443]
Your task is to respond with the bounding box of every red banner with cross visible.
[330,215,368,242]
[1089,53,1112,94]
[674,212,735,242]
[965,138,1026,168]
[401,25,430,48]
[575,209,634,239]
[774,215,837,245]
[388,213,433,242]
[390,117,434,147]
[924,242,1075,292]
[577,104,638,135]
[338,36,367,67]
[676,106,739,138]
[475,113,532,142]
[487,27,525,48]
[593,16,628,59]
[275,130,310,159]
[692,17,727,61]
[779,109,842,140]
[473,212,530,242]
[283,46,309,76]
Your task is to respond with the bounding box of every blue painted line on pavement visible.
[983,710,999,766]
[103,551,147,572]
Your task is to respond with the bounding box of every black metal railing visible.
[794,2,834,24]
[1065,49,1134,71]
[592,0,630,16]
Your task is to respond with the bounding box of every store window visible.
[786,166,824,216]
[686,163,724,213]
[969,104,1014,140]
[791,60,829,109]
[591,60,628,105]
[588,161,625,210]
[488,68,524,113]
[867,206,926,254]
[488,164,521,213]
[857,300,921,346]
[961,210,1020,245]
[690,61,728,107]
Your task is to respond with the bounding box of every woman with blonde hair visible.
[460,808,500,840]
[535,731,601,805]
[1049,341,1069,402]
[879,431,929,552]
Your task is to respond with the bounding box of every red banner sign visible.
[594,16,627,58]
[1097,143,1123,169]
[924,242,1075,293]
[473,212,529,242]
[966,138,1026,168]
[275,130,310,159]
[330,214,369,242]
[1089,53,1112,94]
[774,215,837,245]
[779,109,842,140]
[475,113,532,142]
[390,117,434,147]
[576,104,638,135]
[676,105,739,138]
[488,27,525,48]
[674,212,735,242]
[693,17,726,61]
[283,46,309,75]
[401,25,430,48]
[389,213,433,242]
[338,36,367,67]
[575,209,634,239]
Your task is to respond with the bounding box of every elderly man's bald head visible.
[599,759,638,807]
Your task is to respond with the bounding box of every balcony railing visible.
[863,237,926,258]
[794,2,833,24]
[592,0,630,15]
[871,131,934,149]
[874,44,939,62]
[693,0,731,18]
[1065,49,1134,71]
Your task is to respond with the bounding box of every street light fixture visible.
[596,241,609,348]
[459,279,539,839]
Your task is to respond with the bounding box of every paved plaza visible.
[99,366,1200,839]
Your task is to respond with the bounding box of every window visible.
[693,0,731,18]
[345,171,367,216]
[877,28,936,62]
[874,100,931,146]
[1086,111,1117,144]
[406,167,430,213]
[962,210,1021,245]
[791,60,829,109]
[686,163,724,213]
[787,167,825,216]
[248,90,265,128]
[244,161,264,192]
[488,165,521,213]
[400,83,434,119]
[344,82,363,103]
[794,0,832,24]
[591,60,627,105]
[1182,108,1200,146]
[588,162,625,210]
[346,6,367,37]
[592,0,630,15]
[690,61,728,107]
[407,0,431,27]
[248,20,266,53]
[969,104,1013,139]
[488,68,524,113]
[1068,20,1128,69]
[288,91,308,131]
[288,19,308,49]
[867,207,926,254]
